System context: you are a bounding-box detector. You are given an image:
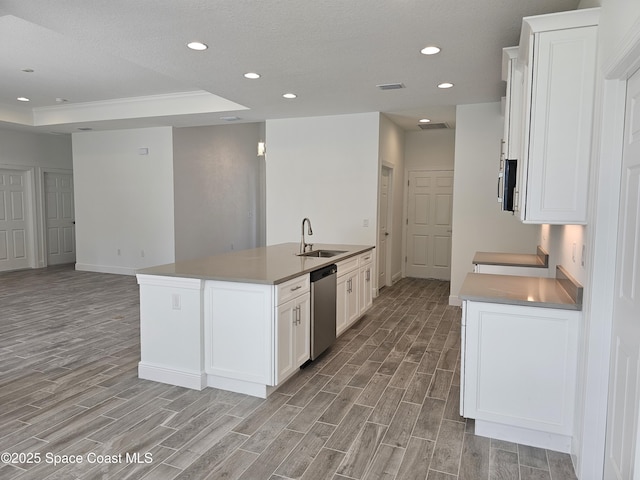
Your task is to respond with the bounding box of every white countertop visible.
[136,243,374,285]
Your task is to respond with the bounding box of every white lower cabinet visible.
[461,300,579,452]
[337,257,360,336]
[276,292,310,384]
[359,251,374,314]
[203,274,311,398]
[336,250,375,336]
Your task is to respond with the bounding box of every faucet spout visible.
[300,218,313,253]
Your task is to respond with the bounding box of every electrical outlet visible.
[363,219,369,227]
[572,243,576,263]
[140,249,145,258]
[117,248,121,256]
[581,244,586,267]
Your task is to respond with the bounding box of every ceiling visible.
[0,0,580,134]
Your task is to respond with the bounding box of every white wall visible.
[404,129,455,171]
[173,123,262,261]
[539,224,587,284]
[0,129,72,169]
[72,127,175,274]
[450,102,540,303]
[265,113,380,247]
[379,114,405,284]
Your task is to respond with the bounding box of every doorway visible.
[44,172,76,266]
[405,170,453,280]
[0,168,34,272]
[378,165,392,289]
[604,65,640,480]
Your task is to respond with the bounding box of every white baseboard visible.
[76,263,136,276]
[449,295,462,306]
[474,419,572,453]
[206,374,276,398]
[138,362,206,390]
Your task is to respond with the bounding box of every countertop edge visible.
[135,244,375,285]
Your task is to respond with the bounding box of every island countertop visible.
[459,265,582,310]
[136,243,374,285]
[472,246,549,268]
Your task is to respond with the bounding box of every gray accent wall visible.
[173,123,263,262]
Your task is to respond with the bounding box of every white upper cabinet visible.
[512,8,599,224]
[502,46,522,162]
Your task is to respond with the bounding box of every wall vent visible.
[418,122,450,130]
[376,83,405,90]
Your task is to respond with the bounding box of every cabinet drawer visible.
[337,257,359,276]
[276,275,310,305]
[359,251,373,266]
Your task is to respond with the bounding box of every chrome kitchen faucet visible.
[300,218,313,253]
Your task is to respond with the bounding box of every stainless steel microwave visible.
[499,159,517,212]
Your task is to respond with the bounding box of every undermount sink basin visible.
[297,249,347,258]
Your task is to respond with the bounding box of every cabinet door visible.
[276,299,296,383]
[463,301,579,435]
[346,271,360,327]
[336,275,348,336]
[294,293,311,366]
[523,26,597,223]
[359,265,373,314]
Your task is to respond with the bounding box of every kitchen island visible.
[459,266,582,452]
[136,243,374,397]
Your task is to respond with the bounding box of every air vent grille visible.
[418,122,450,130]
[376,83,405,91]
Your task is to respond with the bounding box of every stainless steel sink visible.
[297,249,347,258]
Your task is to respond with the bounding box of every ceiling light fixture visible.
[187,41,208,51]
[419,118,431,123]
[244,72,261,79]
[17,97,30,102]
[421,46,441,55]
[21,68,35,73]
[282,93,297,99]
[437,82,454,89]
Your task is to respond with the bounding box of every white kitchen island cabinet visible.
[510,8,599,224]
[459,268,582,452]
[136,242,374,398]
[336,250,375,336]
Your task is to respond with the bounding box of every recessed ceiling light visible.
[220,116,242,121]
[56,98,68,103]
[187,41,208,51]
[419,118,431,123]
[244,72,261,79]
[282,93,297,99]
[78,127,93,131]
[421,46,441,55]
[437,82,454,89]
[17,97,30,102]
[21,68,35,73]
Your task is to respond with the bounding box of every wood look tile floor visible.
[0,265,578,480]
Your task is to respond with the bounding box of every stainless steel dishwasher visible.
[310,264,337,360]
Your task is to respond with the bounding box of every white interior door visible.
[45,172,76,265]
[378,167,390,287]
[405,170,453,280]
[605,67,640,480]
[0,169,31,272]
